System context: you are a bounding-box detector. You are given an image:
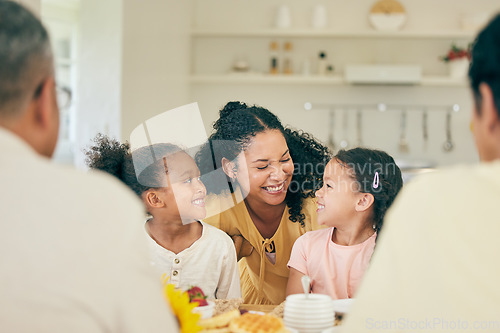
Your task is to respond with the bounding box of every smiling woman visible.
[196,101,330,305]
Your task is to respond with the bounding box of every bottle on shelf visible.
[318,51,327,75]
[283,41,293,74]
[269,41,279,75]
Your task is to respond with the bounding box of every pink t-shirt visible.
[287,227,376,300]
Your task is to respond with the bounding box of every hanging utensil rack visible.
[304,102,461,152]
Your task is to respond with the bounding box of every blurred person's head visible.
[85,135,207,224]
[0,1,58,157]
[469,13,500,161]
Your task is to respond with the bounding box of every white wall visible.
[75,0,123,168]
[71,0,499,168]
[190,0,500,167]
[121,0,192,141]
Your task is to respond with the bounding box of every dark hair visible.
[195,101,330,227]
[84,134,181,196]
[334,148,403,234]
[469,13,500,115]
[0,1,52,117]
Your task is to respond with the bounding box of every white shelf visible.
[190,74,343,84]
[421,75,468,86]
[191,29,475,39]
[190,74,467,86]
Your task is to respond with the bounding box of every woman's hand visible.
[231,235,254,261]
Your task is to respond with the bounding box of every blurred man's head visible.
[469,14,500,161]
[0,1,59,157]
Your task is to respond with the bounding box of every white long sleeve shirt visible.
[0,128,178,333]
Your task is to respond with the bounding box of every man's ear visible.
[33,77,57,130]
[222,158,237,179]
[479,83,500,134]
[25,76,59,158]
[355,193,375,212]
[143,190,165,209]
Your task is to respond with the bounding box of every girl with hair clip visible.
[196,101,330,305]
[286,147,403,299]
[85,135,241,300]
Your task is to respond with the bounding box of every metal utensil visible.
[422,108,428,150]
[443,111,454,152]
[301,275,311,297]
[339,110,349,149]
[398,109,409,153]
[356,108,363,147]
[327,110,335,152]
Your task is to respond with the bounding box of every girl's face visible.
[234,130,294,207]
[315,160,364,227]
[159,151,207,224]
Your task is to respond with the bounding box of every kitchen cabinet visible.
[190,28,474,87]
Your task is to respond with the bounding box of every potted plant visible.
[440,43,471,78]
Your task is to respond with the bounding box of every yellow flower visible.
[162,275,202,333]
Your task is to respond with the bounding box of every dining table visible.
[239,304,276,313]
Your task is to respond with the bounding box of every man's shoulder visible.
[404,162,500,194]
[33,159,144,215]
[386,161,500,226]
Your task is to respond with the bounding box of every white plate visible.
[332,298,354,315]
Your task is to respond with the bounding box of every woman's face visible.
[234,130,294,207]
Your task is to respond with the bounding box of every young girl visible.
[85,135,241,300]
[286,147,403,299]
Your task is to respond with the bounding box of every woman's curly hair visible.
[195,101,330,227]
[84,134,181,196]
[334,148,403,235]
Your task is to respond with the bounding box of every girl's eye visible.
[326,184,333,189]
[256,165,268,170]
[280,158,291,163]
[183,178,192,184]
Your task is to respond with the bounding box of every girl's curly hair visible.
[84,134,181,196]
[195,101,330,227]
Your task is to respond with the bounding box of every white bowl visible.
[192,300,215,319]
[284,319,334,328]
[284,310,334,319]
[369,13,406,31]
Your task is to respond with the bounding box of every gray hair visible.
[0,1,53,118]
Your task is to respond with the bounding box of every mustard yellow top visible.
[204,194,321,305]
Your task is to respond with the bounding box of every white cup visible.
[284,294,334,333]
[275,5,292,29]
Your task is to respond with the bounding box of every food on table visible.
[229,313,287,333]
[187,286,208,306]
[199,309,241,331]
[213,298,244,317]
[270,301,285,318]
